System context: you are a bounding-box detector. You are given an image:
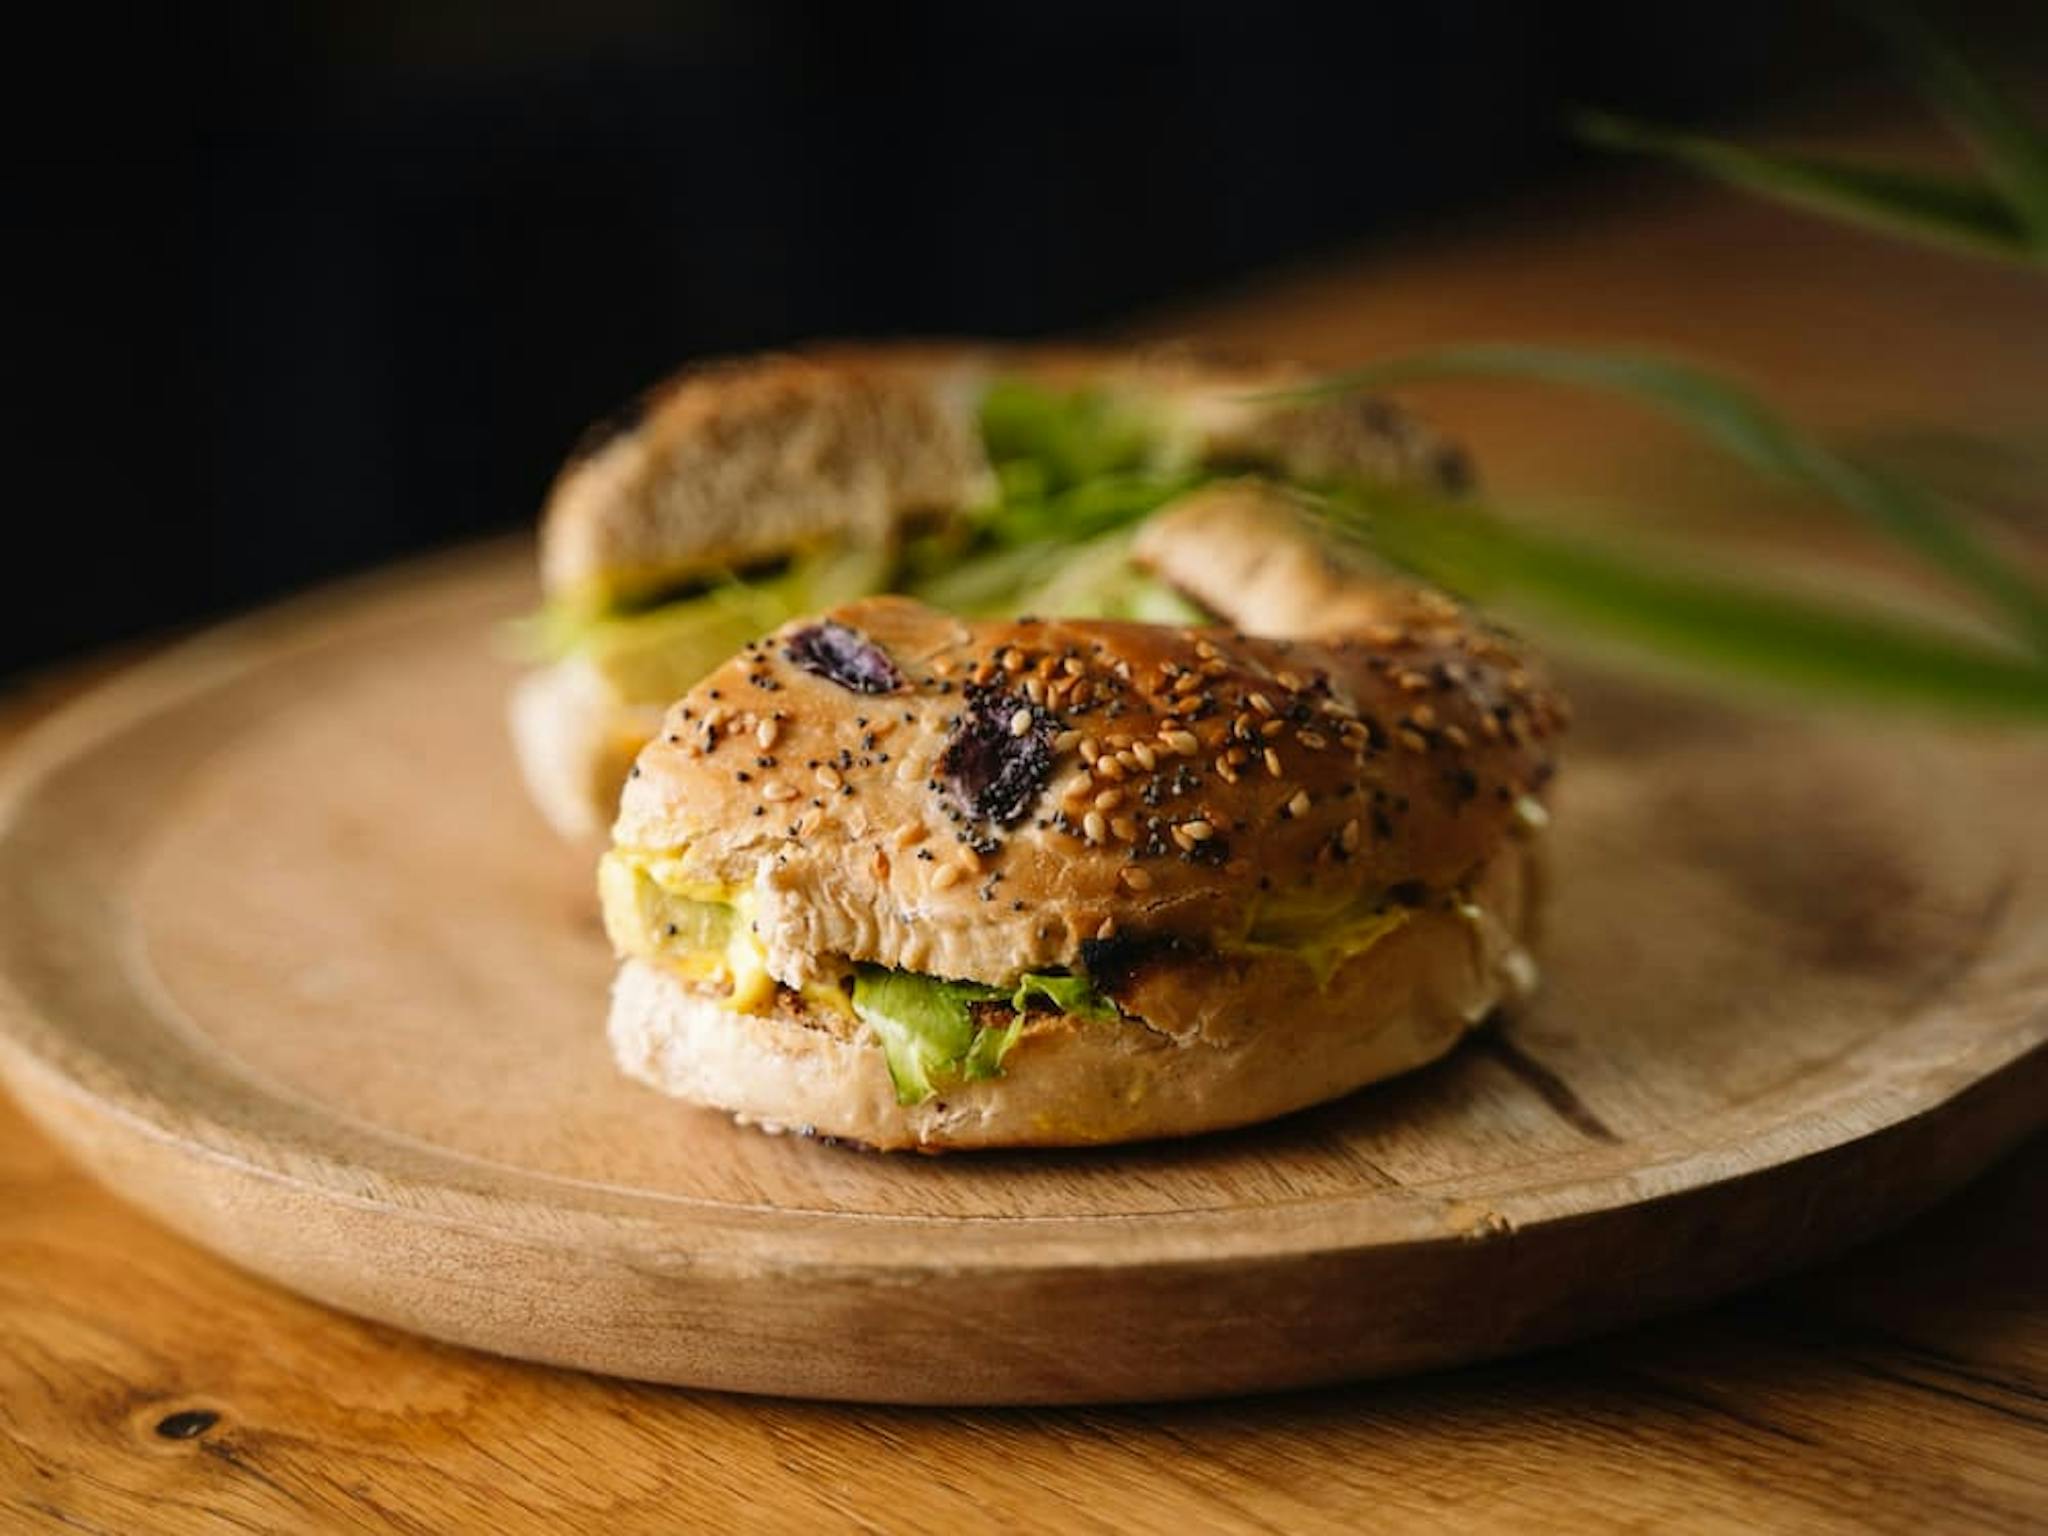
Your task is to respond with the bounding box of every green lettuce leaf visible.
[850,969,992,1105]
[1010,971,1122,1023]
[978,377,1160,492]
[849,965,1121,1105]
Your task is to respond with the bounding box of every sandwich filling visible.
[531,378,1226,706]
[597,845,1510,1105]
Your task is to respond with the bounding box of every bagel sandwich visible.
[513,343,1469,838]
[601,592,1563,1150]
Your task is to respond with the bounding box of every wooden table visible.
[5,132,2046,1532]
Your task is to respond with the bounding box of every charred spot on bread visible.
[1078,931,1203,995]
[939,684,1058,827]
[783,620,905,695]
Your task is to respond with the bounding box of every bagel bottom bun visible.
[607,840,1541,1152]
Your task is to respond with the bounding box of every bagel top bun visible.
[612,594,1562,996]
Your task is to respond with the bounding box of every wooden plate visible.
[0,543,2041,1405]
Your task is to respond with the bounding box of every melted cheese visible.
[1230,906,1413,988]
[602,849,857,1020]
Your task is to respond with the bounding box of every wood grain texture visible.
[5,108,2048,1530]
[0,540,2040,1405]
[1,1082,2042,1534]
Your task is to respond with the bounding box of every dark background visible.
[6,3,2012,677]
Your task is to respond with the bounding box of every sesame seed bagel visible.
[605,594,1564,1149]
[514,340,1468,840]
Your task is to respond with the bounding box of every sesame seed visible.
[1119,865,1153,892]
[1195,640,1219,661]
[1061,772,1092,801]
[933,863,963,890]
[762,783,797,802]
[1009,708,1034,737]
[1409,703,1438,729]
[1278,670,1305,692]
[1443,724,1471,749]
[1111,815,1138,841]
[931,658,955,677]
[816,765,842,790]
[1096,757,1126,782]
[1285,790,1312,819]
[1083,810,1108,843]
[1024,677,1046,705]
[1094,788,1125,812]
[1172,825,1196,852]
[1398,727,1430,753]
[1182,819,1215,841]
[1096,915,1118,940]
[1053,729,1080,753]
[959,845,984,874]
[893,822,928,848]
[1163,730,1199,755]
[1216,757,1239,784]
[1249,692,1275,717]
[1107,734,1131,751]
[1298,730,1328,751]
[1341,818,1362,853]
[1260,718,1287,739]
[1131,742,1157,770]
[1264,747,1284,778]
[1063,656,1086,677]
[1173,672,1201,696]
[756,719,780,750]
[1080,737,1101,763]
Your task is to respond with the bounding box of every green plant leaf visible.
[1852,1,2048,249]
[1575,108,2037,262]
[1316,487,2048,722]
[1282,344,2048,655]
